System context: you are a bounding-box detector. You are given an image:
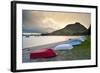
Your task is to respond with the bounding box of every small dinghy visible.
[66,39,82,46]
[53,44,73,50]
[65,36,86,46]
[79,36,86,42]
[30,48,57,59]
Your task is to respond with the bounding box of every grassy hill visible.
[42,22,89,36]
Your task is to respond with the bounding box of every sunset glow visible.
[23,10,91,33]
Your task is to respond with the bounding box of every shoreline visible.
[22,36,90,63]
[23,40,69,51]
[22,36,81,49]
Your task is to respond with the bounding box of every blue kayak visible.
[66,39,82,46]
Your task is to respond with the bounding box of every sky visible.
[22,10,91,33]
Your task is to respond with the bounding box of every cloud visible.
[22,10,91,33]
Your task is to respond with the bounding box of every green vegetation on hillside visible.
[42,22,90,36]
[50,22,88,35]
[61,35,91,60]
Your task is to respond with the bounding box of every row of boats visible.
[30,36,86,59]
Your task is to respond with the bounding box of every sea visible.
[22,34,81,49]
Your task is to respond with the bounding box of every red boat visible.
[30,48,57,59]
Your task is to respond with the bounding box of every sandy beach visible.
[22,41,68,62]
[22,38,90,63]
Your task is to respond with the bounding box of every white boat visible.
[53,44,73,50]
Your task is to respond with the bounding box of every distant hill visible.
[84,25,91,35]
[42,22,89,35]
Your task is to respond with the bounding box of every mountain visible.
[84,25,91,35]
[88,25,91,34]
[43,22,88,35]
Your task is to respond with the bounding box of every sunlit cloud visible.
[22,10,91,33]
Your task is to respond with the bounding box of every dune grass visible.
[61,35,91,60]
